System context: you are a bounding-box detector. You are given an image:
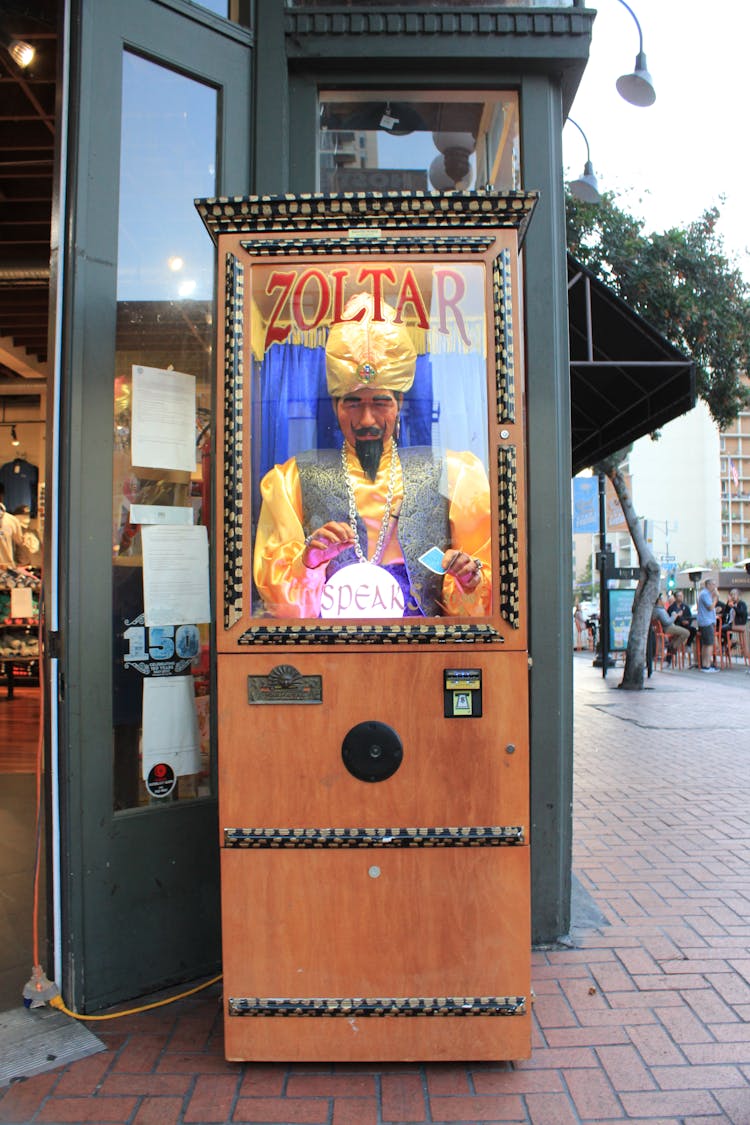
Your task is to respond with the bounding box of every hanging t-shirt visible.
[0,506,24,566]
[0,459,39,518]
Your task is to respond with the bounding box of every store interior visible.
[0,0,57,1012]
[0,402,45,1012]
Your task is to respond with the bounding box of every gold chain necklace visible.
[342,439,398,566]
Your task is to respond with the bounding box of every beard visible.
[354,436,385,482]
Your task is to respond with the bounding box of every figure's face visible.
[335,387,400,448]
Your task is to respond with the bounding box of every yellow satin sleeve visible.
[253,447,492,618]
[252,457,326,619]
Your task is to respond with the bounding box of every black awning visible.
[568,254,696,476]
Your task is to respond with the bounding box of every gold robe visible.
[253,440,491,618]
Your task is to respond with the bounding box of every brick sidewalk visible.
[1,655,748,1123]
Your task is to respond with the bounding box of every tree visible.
[567,194,750,428]
[569,193,750,686]
[593,451,659,690]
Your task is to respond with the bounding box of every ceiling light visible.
[3,36,35,68]
[10,425,20,446]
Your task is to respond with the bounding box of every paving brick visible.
[132,1095,184,1125]
[626,1023,686,1067]
[332,1097,379,1125]
[233,1095,330,1122]
[473,1068,564,1095]
[238,1065,286,1096]
[633,974,710,991]
[652,1063,746,1090]
[710,1021,750,1043]
[0,1071,59,1123]
[380,1073,427,1122]
[168,1012,218,1052]
[706,971,750,1007]
[100,1073,191,1097]
[523,1091,580,1124]
[156,1051,240,1074]
[424,1064,472,1096]
[619,1089,721,1117]
[36,1095,139,1122]
[682,1041,750,1066]
[286,1074,375,1097]
[595,1045,657,1092]
[428,1093,526,1121]
[516,1047,598,1069]
[111,1034,166,1074]
[681,986,740,1024]
[52,1051,113,1094]
[545,1026,631,1048]
[564,1068,624,1120]
[184,1073,240,1122]
[532,990,578,1029]
[714,1086,750,1124]
[653,1004,715,1044]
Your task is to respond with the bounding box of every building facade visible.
[1,0,598,1012]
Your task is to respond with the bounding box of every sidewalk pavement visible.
[1,654,748,1124]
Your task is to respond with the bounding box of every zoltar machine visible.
[197,190,537,1062]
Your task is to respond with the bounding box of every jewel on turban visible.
[325,292,416,397]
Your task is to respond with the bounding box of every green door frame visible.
[57,0,252,1011]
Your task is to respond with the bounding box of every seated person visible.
[730,588,747,632]
[668,590,696,646]
[652,592,689,665]
[253,293,491,619]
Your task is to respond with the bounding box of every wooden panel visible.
[221,846,530,1062]
[217,650,528,830]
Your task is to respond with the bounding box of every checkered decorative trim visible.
[497,446,520,629]
[223,826,525,848]
[237,623,503,646]
[228,996,527,1018]
[223,253,245,628]
[196,191,538,242]
[239,235,495,257]
[494,249,515,424]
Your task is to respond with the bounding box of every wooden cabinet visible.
[201,191,535,1061]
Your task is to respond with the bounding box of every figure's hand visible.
[441,549,483,591]
[302,522,357,569]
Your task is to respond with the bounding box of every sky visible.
[563,0,750,280]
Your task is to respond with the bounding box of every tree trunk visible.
[598,462,660,690]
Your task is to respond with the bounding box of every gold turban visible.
[325,292,416,397]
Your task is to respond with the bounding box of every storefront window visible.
[319,91,520,193]
[250,259,492,621]
[112,52,216,809]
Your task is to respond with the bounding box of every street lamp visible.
[566,119,601,204]
[615,0,656,107]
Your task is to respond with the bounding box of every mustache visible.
[353,425,383,438]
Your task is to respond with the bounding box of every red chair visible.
[652,620,667,670]
[726,626,750,668]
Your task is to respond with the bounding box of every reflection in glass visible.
[250,262,492,621]
[319,91,520,194]
[113,53,217,810]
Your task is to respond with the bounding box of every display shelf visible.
[0,623,40,699]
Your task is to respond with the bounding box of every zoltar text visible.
[263,266,473,351]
